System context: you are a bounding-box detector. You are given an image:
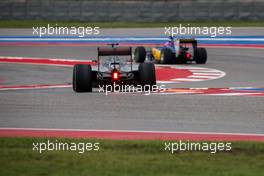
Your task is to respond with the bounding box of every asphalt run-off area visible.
[0,28,263,141]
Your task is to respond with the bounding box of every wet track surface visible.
[0,29,264,135]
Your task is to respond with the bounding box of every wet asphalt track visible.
[0,28,263,134]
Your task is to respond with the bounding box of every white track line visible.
[1,127,263,136]
[0,85,71,91]
[188,75,220,79]
[192,72,222,76]
[173,78,207,82]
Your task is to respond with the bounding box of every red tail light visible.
[112,69,119,81]
[186,52,191,60]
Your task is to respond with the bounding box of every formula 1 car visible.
[73,44,156,92]
[134,37,207,64]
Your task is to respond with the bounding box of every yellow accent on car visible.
[152,48,161,61]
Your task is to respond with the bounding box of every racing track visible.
[0,28,264,139]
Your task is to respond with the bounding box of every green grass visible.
[1,20,264,28]
[0,137,264,176]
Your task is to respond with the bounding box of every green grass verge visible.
[1,20,264,28]
[0,137,264,176]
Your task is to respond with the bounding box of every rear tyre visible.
[195,47,207,64]
[160,48,173,64]
[138,63,156,89]
[73,64,92,92]
[134,47,146,63]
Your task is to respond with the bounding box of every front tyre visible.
[73,64,92,92]
[134,47,146,63]
[195,47,207,64]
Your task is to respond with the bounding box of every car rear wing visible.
[179,38,198,49]
[98,47,132,56]
[97,46,133,72]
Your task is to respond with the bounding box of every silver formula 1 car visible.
[73,44,156,92]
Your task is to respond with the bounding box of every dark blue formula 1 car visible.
[133,37,207,64]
